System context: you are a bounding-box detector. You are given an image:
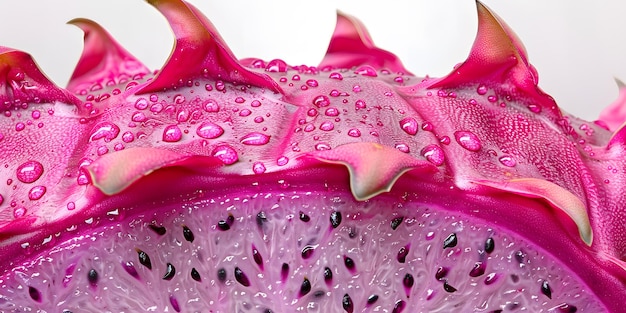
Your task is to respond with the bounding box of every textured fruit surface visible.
[0,0,625,312]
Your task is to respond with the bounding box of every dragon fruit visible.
[1,0,625,312]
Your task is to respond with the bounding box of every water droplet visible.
[399,117,418,135]
[277,156,289,166]
[325,108,339,116]
[202,99,220,112]
[252,162,266,174]
[235,97,245,104]
[28,185,46,200]
[487,95,497,103]
[329,72,343,80]
[254,116,264,123]
[454,131,481,151]
[97,145,109,156]
[329,89,341,97]
[315,143,331,151]
[440,136,451,145]
[132,112,147,122]
[352,85,362,92]
[476,84,487,95]
[162,125,182,142]
[16,161,44,183]
[13,207,26,218]
[122,131,135,143]
[306,79,319,87]
[354,65,377,77]
[173,94,186,104]
[196,122,224,139]
[307,108,318,117]
[498,155,516,167]
[265,59,288,72]
[395,143,410,153]
[313,95,330,107]
[421,145,445,166]
[31,110,40,119]
[239,109,252,117]
[67,202,76,210]
[355,99,366,110]
[528,104,541,113]
[251,100,261,107]
[15,122,25,131]
[347,128,361,137]
[212,145,238,165]
[240,132,270,145]
[319,121,335,131]
[421,122,433,132]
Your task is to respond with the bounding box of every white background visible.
[1,1,625,121]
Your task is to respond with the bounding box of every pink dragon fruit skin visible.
[0,0,625,311]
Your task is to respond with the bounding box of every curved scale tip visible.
[67,18,150,93]
[311,143,435,201]
[318,11,412,74]
[139,0,283,94]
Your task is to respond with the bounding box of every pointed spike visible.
[0,48,81,108]
[67,18,150,92]
[318,11,412,74]
[606,122,626,150]
[428,2,561,119]
[140,0,282,94]
[598,78,626,132]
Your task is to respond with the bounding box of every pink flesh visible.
[0,0,625,311]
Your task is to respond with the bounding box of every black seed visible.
[330,211,342,229]
[87,268,98,286]
[348,226,357,238]
[234,267,250,287]
[510,274,520,283]
[313,290,326,298]
[62,310,73,313]
[397,245,409,263]
[541,280,552,299]
[342,293,354,313]
[435,266,448,280]
[443,281,457,293]
[163,263,176,280]
[484,273,498,285]
[148,224,166,235]
[299,211,310,222]
[191,268,201,282]
[252,245,263,268]
[28,286,41,302]
[390,216,404,230]
[469,261,485,277]
[256,211,267,228]
[217,268,227,282]
[484,237,495,253]
[366,294,379,305]
[122,261,139,279]
[281,263,289,282]
[344,256,355,271]
[301,245,315,259]
[506,302,520,310]
[226,213,235,226]
[323,266,333,283]
[217,220,230,231]
[392,300,406,313]
[443,233,457,249]
[403,273,414,288]
[182,225,194,243]
[136,249,152,270]
[515,250,526,263]
[299,277,312,296]
[263,309,274,313]
[492,310,503,313]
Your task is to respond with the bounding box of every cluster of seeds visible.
[0,191,600,312]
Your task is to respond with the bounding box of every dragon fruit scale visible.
[0,0,625,312]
